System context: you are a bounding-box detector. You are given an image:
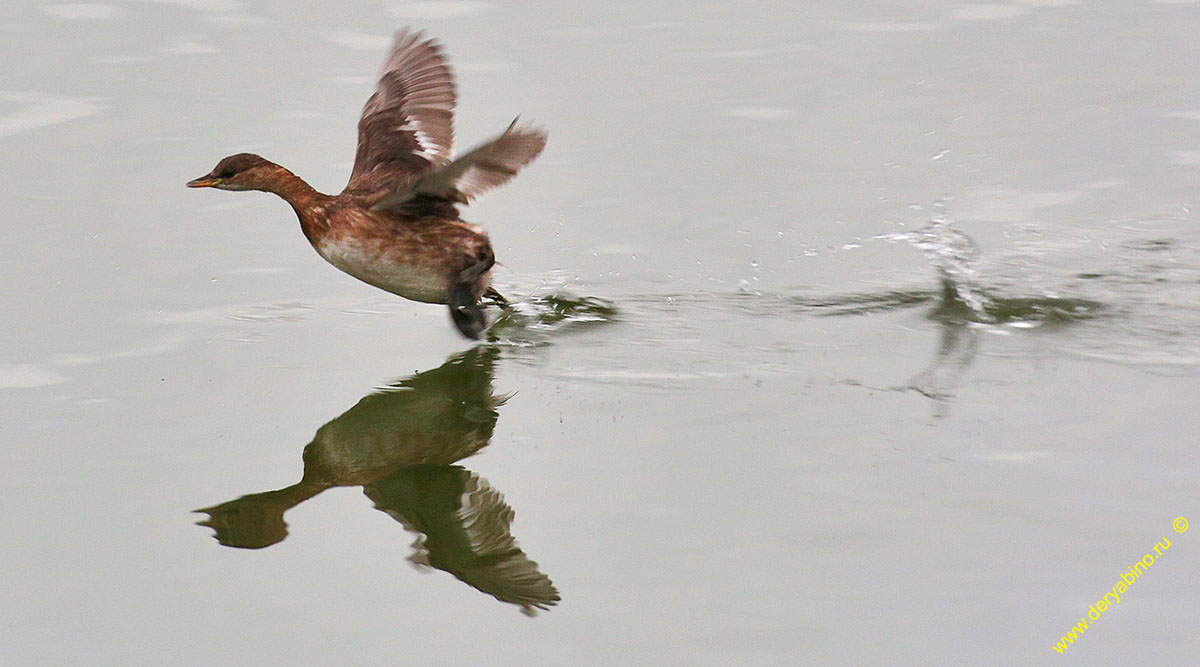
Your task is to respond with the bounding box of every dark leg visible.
[448,252,494,340]
[449,283,486,339]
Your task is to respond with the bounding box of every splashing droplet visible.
[903,200,990,319]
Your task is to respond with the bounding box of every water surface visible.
[3,1,1199,664]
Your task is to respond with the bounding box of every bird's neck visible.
[261,167,333,240]
[261,166,321,207]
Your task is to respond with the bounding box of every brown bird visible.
[187,29,547,338]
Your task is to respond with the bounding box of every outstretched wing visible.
[427,473,560,614]
[371,119,547,213]
[365,466,560,615]
[343,29,456,197]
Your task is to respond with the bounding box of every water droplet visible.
[737,279,759,295]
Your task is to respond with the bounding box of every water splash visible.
[787,288,1105,325]
[783,200,1110,327]
[488,286,618,345]
[494,294,616,329]
[886,200,991,319]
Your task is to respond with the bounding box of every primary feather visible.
[344,29,457,199]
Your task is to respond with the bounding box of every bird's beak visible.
[186,175,221,188]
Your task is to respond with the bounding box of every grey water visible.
[3,1,1200,665]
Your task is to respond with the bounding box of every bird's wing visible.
[370,467,559,614]
[438,473,560,614]
[371,119,546,213]
[408,475,556,614]
[343,29,456,197]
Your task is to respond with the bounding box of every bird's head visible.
[187,153,280,191]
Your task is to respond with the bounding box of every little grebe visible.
[187,29,546,339]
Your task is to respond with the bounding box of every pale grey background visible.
[2,0,1199,664]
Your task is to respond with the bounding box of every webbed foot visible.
[483,287,509,308]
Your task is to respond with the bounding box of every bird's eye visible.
[219,169,236,179]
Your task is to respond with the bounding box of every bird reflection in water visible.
[195,347,558,615]
[906,289,981,420]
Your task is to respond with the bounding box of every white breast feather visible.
[316,237,447,304]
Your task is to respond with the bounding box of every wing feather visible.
[371,119,547,212]
[344,29,456,197]
[366,467,560,615]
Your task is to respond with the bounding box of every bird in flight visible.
[188,29,547,339]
